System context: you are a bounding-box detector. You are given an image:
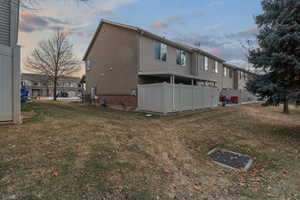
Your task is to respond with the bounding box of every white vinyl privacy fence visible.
[138,83,219,114]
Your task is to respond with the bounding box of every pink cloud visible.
[210,46,223,57]
[151,15,180,30]
[19,11,70,33]
[61,29,72,36]
[152,21,168,29]
[76,32,94,39]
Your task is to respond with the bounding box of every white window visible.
[214,61,219,73]
[204,56,208,71]
[176,50,186,66]
[85,60,91,71]
[224,67,227,77]
[91,87,96,99]
[229,68,233,78]
[154,42,167,61]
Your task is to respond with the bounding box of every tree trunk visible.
[53,78,57,101]
[283,95,289,114]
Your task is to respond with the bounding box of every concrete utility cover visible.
[208,149,253,171]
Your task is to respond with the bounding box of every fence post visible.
[137,85,141,110]
[163,82,168,115]
[192,85,195,111]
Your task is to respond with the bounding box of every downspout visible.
[12,0,21,123]
[137,30,143,109]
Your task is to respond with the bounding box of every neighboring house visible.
[0,0,21,123]
[21,73,82,98]
[83,20,255,114]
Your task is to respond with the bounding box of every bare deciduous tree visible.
[26,30,80,100]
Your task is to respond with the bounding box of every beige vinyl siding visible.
[197,54,224,90]
[139,36,192,76]
[222,65,234,89]
[85,23,139,96]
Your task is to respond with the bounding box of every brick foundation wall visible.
[84,94,92,104]
[85,95,137,106]
[98,96,137,106]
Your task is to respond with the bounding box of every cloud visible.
[99,0,137,12]
[152,21,168,29]
[172,27,258,69]
[75,31,94,39]
[205,43,249,69]
[209,44,246,61]
[176,34,227,48]
[151,15,181,31]
[19,12,71,33]
[227,27,259,40]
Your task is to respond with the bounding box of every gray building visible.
[0,0,21,123]
[21,73,82,98]
[83,20,255,113]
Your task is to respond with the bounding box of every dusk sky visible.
[19,0,263,77]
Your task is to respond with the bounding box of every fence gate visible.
[0,54,13,122]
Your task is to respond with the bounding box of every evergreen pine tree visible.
[248,0,300,113]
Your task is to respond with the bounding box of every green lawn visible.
[0,102,299,200]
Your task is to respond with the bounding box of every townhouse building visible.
[83,20,255,114]
[21,73,82,98]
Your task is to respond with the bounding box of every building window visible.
[154,42,167,61]
[85,60,91,71]
[224,67,227,77]
[214,61,219,73]
[91,87,97,99]
[240,71,243,79]
[204,56,208,71]
[229,69,233,79]
[176,50,186,66]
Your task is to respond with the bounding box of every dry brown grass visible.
[0,102,299,200]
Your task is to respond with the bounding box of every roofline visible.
[193,48,225,62]
[223,63,255,74]
[140,30,194,53]
[21,73,81,80]
[82,19,225,62]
